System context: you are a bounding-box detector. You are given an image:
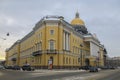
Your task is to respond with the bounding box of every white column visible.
[66,33,68,50]
[90,41,99,57]
[68,34,70,50]
[65,32,67,50]
[66,33,67,50]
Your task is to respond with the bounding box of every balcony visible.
[47,49,58,54]
[32,50,42,56]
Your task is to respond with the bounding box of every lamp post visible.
[80,44,83,67]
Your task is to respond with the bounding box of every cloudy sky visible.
[0,0,120,59]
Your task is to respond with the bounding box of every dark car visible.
[100,66,115,70]
[5,66,14,69]
[22,65,35,71]
[79,66,91,70]
[109,66,116,69]
[89,67,98,72]
[12,65,21,70]
[99,66,109,70]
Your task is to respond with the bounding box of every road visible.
[0,69,120,80]
[0,70,89,80]
[96,69,120,80]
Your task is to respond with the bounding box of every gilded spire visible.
[75,11,79,18]
[71,11,85,26]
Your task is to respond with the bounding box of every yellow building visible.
[6,12,105,69]
[5,40,20,66]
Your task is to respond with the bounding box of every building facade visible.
[6,12,105,69]
[106,57,120,67]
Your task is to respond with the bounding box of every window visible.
[36,43,38,51]
[49,40,54,50]
[73,59,74,64]
[38,42,42,50]
[39,56,41,64]
[66,57,68,64]
[63,57,65,64]
[40,32,42,38]
[50,30,54,35]
[73,46,74,53]
[69,58,71,64]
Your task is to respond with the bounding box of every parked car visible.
[89,67,98,72]
[22,65,35,71]
[0,65,5,70]
[79,66,91,70]
[100,66,116,70]
[12,65,21,70]
[109,66,116,69]
[5,66,14,69]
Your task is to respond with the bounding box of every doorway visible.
[48,56,53,69]
[85,58,90,66]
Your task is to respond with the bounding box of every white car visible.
[0,65,5,70]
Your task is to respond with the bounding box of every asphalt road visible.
[0,69,120,80]
[24,71,90,80]
[0,70,89,80]
[97,69,120,80]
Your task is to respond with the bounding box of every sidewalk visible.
[34,69,87,73]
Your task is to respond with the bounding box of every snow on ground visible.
[34,69,86,73]
[53,75,96,80]
[27,69,87,78]
[53,76,86,80]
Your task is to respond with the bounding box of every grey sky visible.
[0,0,120,57]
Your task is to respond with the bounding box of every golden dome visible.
[71,12,85,26]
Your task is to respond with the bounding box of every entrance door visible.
[48,56,53,69]
[85,58,90,66]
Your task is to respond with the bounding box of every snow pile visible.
[53,76,86,80]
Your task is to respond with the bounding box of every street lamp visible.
[0,33,9,40]
[80,44,83,67]
[7,33,9,36]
